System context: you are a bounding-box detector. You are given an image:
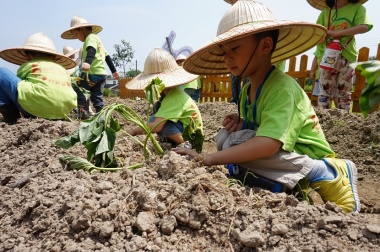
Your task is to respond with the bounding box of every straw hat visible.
[61,15,103,39]
[306,0,368,10]
[0,32,76,70]
[126,48,198,90]
[224,0,238,4]
[183,0,326,75]
[175,54,187,64]
[63,46,79,57]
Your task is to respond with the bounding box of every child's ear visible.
[261,37,273,55]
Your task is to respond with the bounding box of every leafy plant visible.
[55,77,204,172]
[350,60,380,117]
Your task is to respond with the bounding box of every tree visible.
[126,69,141,78]
[112,40,134,77]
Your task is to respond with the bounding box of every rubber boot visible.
[0,103,21,124]
[94,106,103,113]
[77,100,90,120]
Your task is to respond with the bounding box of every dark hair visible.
[254,29,279,54]
[326,0,360,8]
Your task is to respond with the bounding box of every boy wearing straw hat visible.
[174,0,360,213]
[0,32,77,124]
[308,0,372,112]
[61,15,120,119]
[126,48,203,147]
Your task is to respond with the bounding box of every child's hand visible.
[171,147,198,157]
[82,62,90,71]
[113,72,120,79]
[222,114,243,132]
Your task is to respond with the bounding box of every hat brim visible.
[0,46,76,69]
[126,67,198,90]
[183,20,326,75]
[306,0,368,10]
[61,24,103,39]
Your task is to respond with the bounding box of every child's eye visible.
[231,46,239,51]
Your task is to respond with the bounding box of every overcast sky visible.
[1,0,379,74]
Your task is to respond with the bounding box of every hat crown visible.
[176,54,187,61]
[70,15,90,28]
[144,48,178,74]
[23,32,57,52]
[217,0,276,36]
[63,45,74,55]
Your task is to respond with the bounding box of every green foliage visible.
[126,69,141,78]
[144,78,165,105]
[351,60,380,117]
[55,77,204,172]
[54,103,164,170]
[112,39,135,77]
[294,179,316,205]
[59,155,142,174]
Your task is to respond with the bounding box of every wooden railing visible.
[118,44,380,112]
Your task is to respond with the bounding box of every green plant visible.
[55,77,204,171]
[294,179,316,205]
[350,60,380,117]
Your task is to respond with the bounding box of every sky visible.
[1,0,379,74]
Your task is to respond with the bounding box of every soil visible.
[1,97,379,251]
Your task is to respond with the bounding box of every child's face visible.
[219,35,260,77]
[71,28,85,42]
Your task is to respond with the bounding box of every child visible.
[176,54,201,102]
[174,0,360,213]
[63,45,79,76]
[308,0,372,111]
[126,48,203,147]
[61,15,120,119]
[0,32,77,124]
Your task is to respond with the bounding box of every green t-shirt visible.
[155,87,203,134]
[315,3,372,63]
[17,58,77,119]
[239,68,334,159]
[182,76,201,90]
[82,33,108,75]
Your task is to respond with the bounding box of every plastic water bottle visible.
[320,39,341,71]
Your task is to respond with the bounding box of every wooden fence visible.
[119,44,380,112]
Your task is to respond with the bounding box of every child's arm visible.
[327,24,369,38]
[105,55,120,79]
[203,136,281,166]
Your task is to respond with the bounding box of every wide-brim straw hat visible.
[307,0,368,10]
[175,53,187,64]
[184,0,326,75]
[126,48,198,90]
[61,15,103,39]
[0,32,76,69]
[63,45,79,57]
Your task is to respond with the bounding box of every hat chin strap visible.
[236,36,262,124]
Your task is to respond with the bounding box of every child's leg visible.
[151,116,184,145]
[88,76,106,112]
[318,68,337,109]
[336,59,354,112]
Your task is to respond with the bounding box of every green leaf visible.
[144,78,165,104]
[53,129,80,149]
